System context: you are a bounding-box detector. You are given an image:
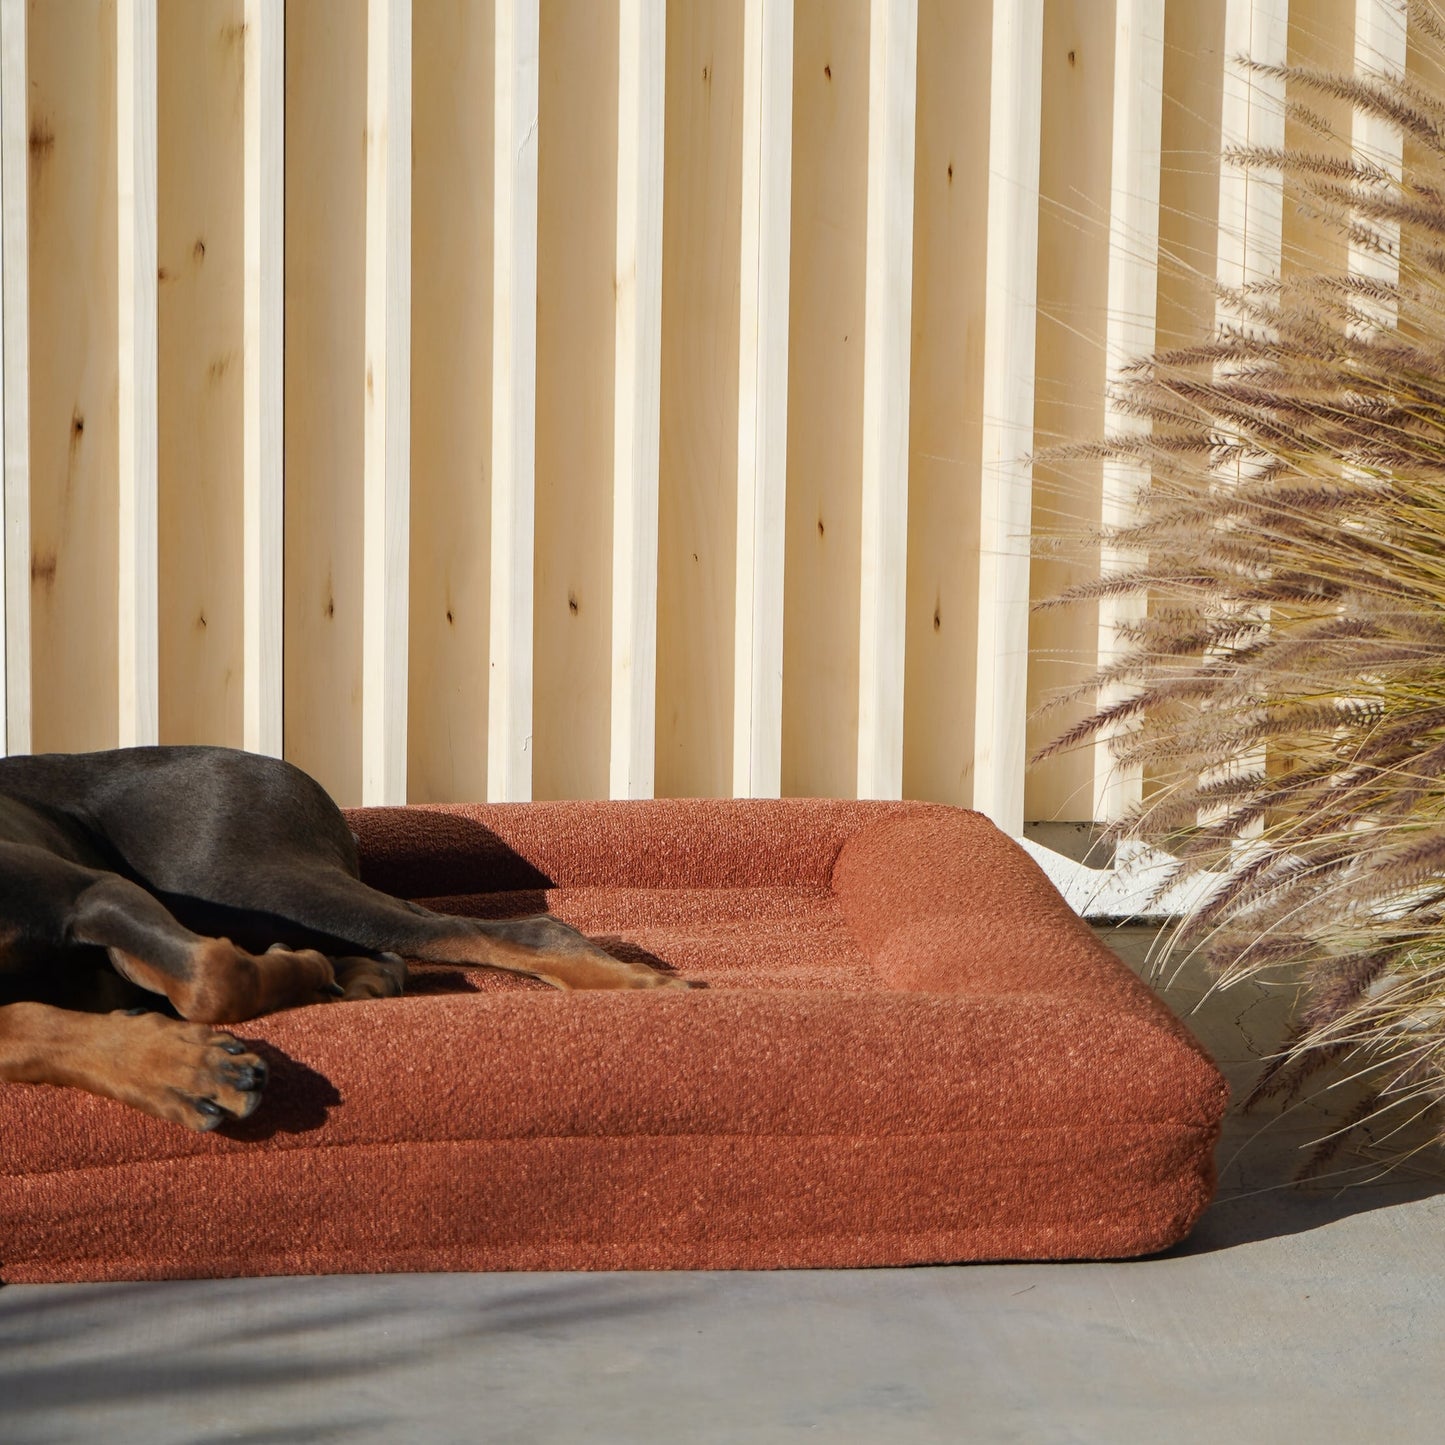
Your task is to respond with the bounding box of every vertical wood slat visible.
[855,0,917,801]
[156,2,246,749]
[732,0,792,800]
[1350,0,1408,299]
[1205,0,1286,835]
[1024,1,1118,824]
[654,0,743,801]
[1093,0,1165,824]
[0,0,28,756]
[533,1,618,800]
[779,0,868,801]
[361,0,412,804]
[408,2,492,805]
[610,0,665,800]
[972,0,1044,836]
[1218,0,1288,299]
[117,0,159,748]
[283,1,367,804]
[243,0,284,758]
[489,0,540,802]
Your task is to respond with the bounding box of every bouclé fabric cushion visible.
[0,800,1226,1281]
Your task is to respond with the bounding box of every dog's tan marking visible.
[0,1001,266,1130]
[109,938,337,1024]
[415,916,694,991]
[330,952,406,1001]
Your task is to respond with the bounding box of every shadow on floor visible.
[1093,922,1445,1253]
[0,1274,702,1443]
[1178,1175,1445,1254]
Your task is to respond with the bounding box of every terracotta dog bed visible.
[0,800,1225,1282]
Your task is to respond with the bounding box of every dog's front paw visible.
[112,1011,268,1130]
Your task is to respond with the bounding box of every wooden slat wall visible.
[360,0,412,804]
[855,0,917,800]
[408,0,492,805]
[901,0,993,810]
[0,0,1405,824]
[533,0,619,801]
[0,0,29,755]
[780,0,867,800]
[656,0,741,801]
[116,0,159,748]
[1094,0,1164,825]
[610,0,666,800]
[732,0,792,799]
[158,0,244,752]
[283,0,366,805]
[242,0,284,758]
[487,0,539,804]
[972,0,1045,835]
[1026,0,1120,827]
[27,0,120,756]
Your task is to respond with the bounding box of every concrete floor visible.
[3,927,1443,1444]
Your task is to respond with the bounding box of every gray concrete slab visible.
[3,927,1442,1445]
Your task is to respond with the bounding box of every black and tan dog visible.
[0,745,688,1130]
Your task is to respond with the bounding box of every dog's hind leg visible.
[235,868,695,991]
[67,874,342,1022]
[0,1001,268,1130]
[0,842,339,1023]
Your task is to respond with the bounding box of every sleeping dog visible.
[0,745,690,1130]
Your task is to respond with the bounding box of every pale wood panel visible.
[780,0,868,800]
[732,0,792,799]
[361,0,411,805]
[284,0,366,804]
[0,0,30,753]
[1282,0,1355,282]
[655,0,743,798]
[609,0,665,800]
[971,0,1044,835]
[117,0,159,747]
[1402,0,1445,335]
[28,0,120,753]
[1155,0,1226,354]
[1141,0,1228,808]
[855,0,917,800]
[488,0,539,802]
[1093,0,1163,824]
[157,0,244,749]
[1212,0,1286,836]
[533,0,618,801]
[901,0,992,809]
[408,0,492,804]
[1216,0,1288,297]
[1348,0,1407,297]
[1025,0,1117,825]
[242,0,283,757]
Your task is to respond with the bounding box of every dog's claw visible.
[324,981,345,997]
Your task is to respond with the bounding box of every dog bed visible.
[0,799,1226,1281]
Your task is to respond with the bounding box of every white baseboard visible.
[1017,835,1224,919]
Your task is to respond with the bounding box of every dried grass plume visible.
[1038,0,1445,1171]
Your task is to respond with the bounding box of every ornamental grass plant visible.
[1037,0,1445,1172]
